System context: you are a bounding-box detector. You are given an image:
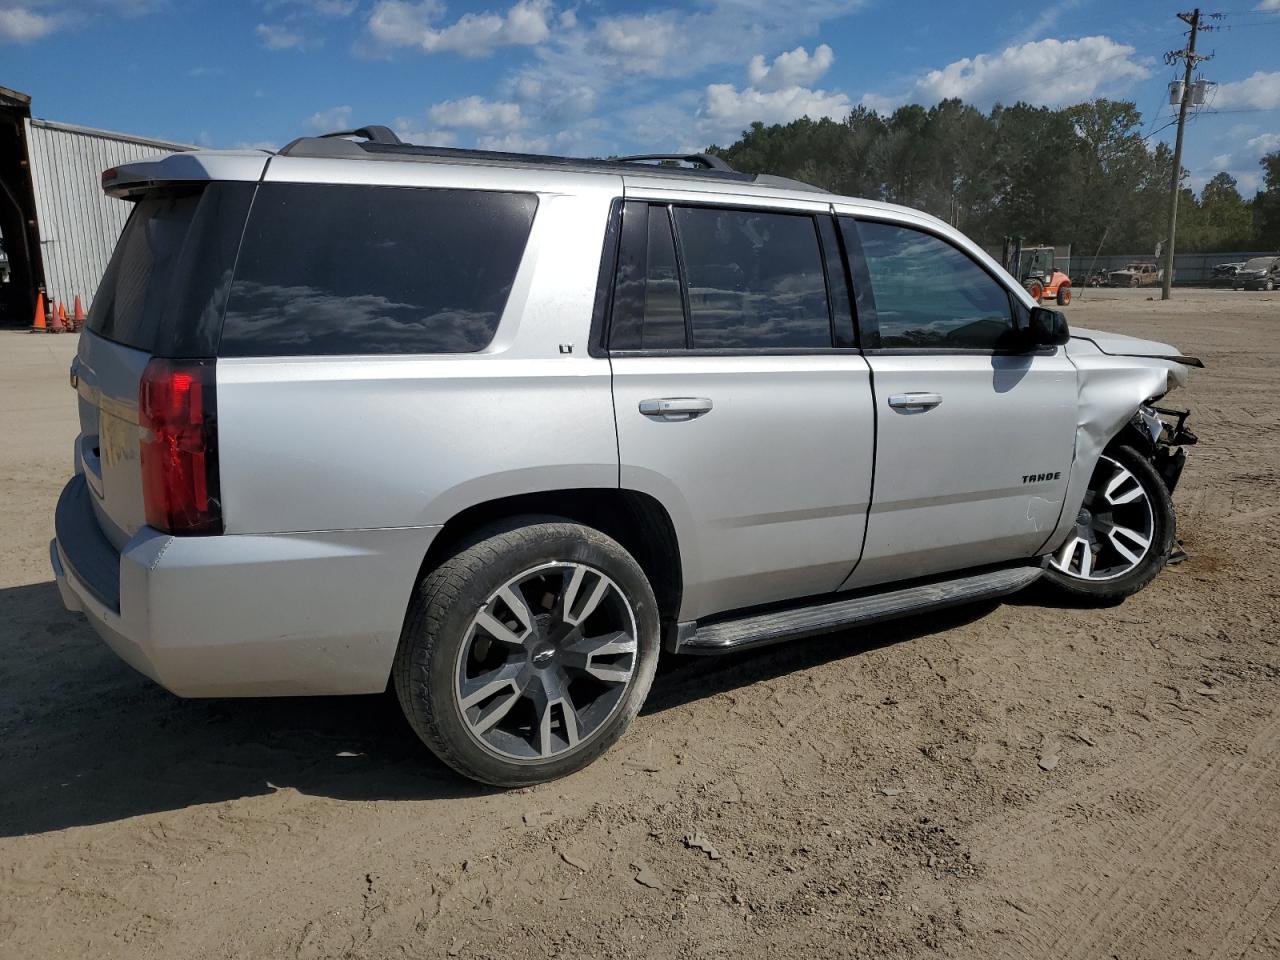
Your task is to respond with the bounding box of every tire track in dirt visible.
[959,701,1280,960]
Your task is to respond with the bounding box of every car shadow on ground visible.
[0,578,998,837]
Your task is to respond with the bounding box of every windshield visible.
[1243,257,1275,271]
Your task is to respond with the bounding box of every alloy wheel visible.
[1049,455,1155,581]
[454,562,639,761]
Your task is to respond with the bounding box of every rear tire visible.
[1043,444,1175,603]
[394,517,660,787]
[1056,285,1072,306]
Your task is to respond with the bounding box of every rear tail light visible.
[139,358,223,535]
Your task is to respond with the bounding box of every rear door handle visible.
[888,392,943,410]
[639,397,713,421]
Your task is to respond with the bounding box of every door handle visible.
[639,397,713,421]
[888,392,943,410]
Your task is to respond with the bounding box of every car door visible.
[837,214,1078,590]
[608,195,875,622]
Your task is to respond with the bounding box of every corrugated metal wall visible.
[23,118,192,310]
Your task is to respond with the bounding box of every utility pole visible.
[1162,9,1210,301]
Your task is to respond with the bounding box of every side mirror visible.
[1028,306,1070,347]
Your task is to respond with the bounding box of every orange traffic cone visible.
[72,295,86,329]
[30,291,47,332]
[50,301,66,333]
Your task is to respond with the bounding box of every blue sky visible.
[3,0,1279,193]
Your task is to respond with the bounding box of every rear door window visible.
[608,203,835,352]
[674,206,831,350]
[218,184,537,357]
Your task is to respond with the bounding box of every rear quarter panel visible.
[215,181,622,535]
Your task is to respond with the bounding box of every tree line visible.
[707,99,1280,257]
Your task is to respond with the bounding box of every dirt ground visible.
[1,287,1278,960]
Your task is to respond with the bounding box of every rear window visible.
[87,183,254,357]
[218,184,537,357]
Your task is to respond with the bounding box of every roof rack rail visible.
[271,128,827,192]
[614,153,734,172]
[277,124,404,157]
[316,125,403,145]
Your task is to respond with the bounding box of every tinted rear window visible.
[218,184,537,357]
[87,183,254,357]
[673,206,832,350]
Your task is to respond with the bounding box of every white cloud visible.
[864,36,1148,112]
[1213,71,1280,111]
[256,22,309,49]
[370,1,868,155]
[0,7,59,41]
[699,83,851,141]
[1256,0,1280,10]
[428,95,525,131]
[306,105,353,131]
[595,12,682,74]
[390,117,458,146]
[1200,131,1280,194]
[1248,132,1280,152]
[1,0,170,41]
[262,0,358,15]
[476,131,552,153]
[747,44,834,92]
[366,0,552,57]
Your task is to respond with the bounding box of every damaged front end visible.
[1133,405,1199,494]
[1040,328,1203,560]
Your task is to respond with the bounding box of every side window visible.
[609,202,687,350]
[854,220,1016,350]
[219,184,537,357]
[673,206,831,350]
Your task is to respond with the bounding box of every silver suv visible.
[51,126,1200,786]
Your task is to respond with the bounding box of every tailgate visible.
[71,180,256,549]
[72,332,151,549]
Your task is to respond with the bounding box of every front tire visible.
[1057,284,1072,306]
[394,518,660,787]
[1043,444,1175,602]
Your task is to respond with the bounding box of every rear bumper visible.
[51,475,440,697]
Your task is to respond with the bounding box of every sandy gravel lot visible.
[1,288,1278,960]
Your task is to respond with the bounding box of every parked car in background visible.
[51,129,1201,787]
[1108,263,1162,287]
[1234,256,1280,291]
[1211,261,1246,287]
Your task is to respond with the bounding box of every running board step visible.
[679,565,1042,655]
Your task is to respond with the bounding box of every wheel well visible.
[421,489,683,637]
[1107,413,1160,458]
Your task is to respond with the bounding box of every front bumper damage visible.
[1135,405,1198,493]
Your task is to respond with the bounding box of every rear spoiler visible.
[101,152,270,200]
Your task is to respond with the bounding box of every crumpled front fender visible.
[1039,343,1189,556]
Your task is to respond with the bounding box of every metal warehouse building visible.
[0,86,191,328]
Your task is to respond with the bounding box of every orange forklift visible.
[1000,238,1073,306]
